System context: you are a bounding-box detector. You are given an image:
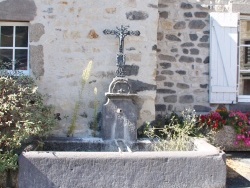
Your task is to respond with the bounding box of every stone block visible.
[126,11,149,20]
[163,95,177,103]
[181,42,194,47]
[184,12,193,17]
[160,20,173,30]
[159,62,171,69]
[30,45,44,78]
[148,4,159,8]
[200,35,209,42]
[193,105,211,112]
[189,34,198,41]
[0,0,36,21]
[18,140,226,188]
[168,104,173,111]
[164,82,174,87]
[180,2,193,9]
[159,11,168,19]
[156,75,166,81]
[170,48,178,52]
[155,104,167,111]
[30,23,45,42]
[158,4,168,8]
[177,83,190,89]
[198,43,209,48]
[179,95,194,103]
[196,57,202,63]
[161,70,174,75]
[183,48,189,54]
[157,32,164,41]
[194,12,208,18]
[203,56,209,64]
[173,21,186,30]
[165,34,181,41]
[157,89,176,94]
[190,48,199,55]
[158,54,176,62]
[188,20,206,29]
[175,70,186,75]
[200,84,208,89]
[179,56,194,63]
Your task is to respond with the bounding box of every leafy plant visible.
[67,61,92,136]
[137,112,183,139]
[0,74,56,172]
[143,109,202,151]
[199,111,226,130]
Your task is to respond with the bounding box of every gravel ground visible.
[226,152,250,188]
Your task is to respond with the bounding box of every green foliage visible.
[0,74,56,172]
[67,61,92,136]
[142,109,206,151]
[0,152,18,172]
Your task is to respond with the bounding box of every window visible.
[238,17,250,101]
[0,22,29,75]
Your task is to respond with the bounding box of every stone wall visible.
[0,0,158,137]
[156,0,213,115]
[155,0,250,115]
[29,0,158,137]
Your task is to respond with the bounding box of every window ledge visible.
[238,95,250,102]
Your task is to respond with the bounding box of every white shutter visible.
[209,12,238,104]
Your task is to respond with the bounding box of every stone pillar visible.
[102,78,138,142]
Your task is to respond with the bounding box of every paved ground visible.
[226,152,250,188]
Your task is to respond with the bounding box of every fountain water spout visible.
[114,139,132,153]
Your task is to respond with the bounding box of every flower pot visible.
[213,125,250,151]
[0,170,18,188]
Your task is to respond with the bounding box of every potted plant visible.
[199,107,250,150]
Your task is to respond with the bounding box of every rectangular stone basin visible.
[18,139,226,188]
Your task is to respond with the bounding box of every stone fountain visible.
[18,25,226,188]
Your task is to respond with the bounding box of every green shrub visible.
[0,75,56,172]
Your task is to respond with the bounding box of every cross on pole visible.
[103,25,140,77]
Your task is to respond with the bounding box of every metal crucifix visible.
[103,25,140,77]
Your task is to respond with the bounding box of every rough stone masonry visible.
[156,0,212,115]
[155,0,250,115]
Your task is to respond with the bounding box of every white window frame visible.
[0,22,30,75]
[238,15,250,102]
